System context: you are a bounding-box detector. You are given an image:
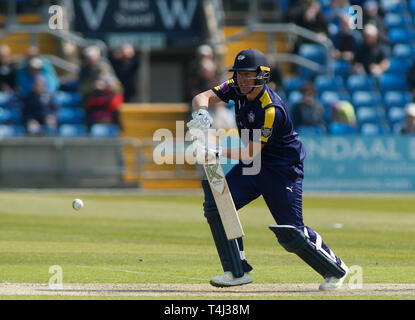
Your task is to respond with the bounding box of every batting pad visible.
[269,225,346,279]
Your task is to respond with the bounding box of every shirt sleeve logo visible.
[261,126,273,138]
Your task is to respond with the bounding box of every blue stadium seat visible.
[287,91,303,105]
[352,91,382,108]
[383,91,413,108]
[386,58,412,74]
[320,91,341,108]
[393,43,415,58]
[0,108,21,124]
[381,0,408,13]
[346,74,377,92]
[384,13,411,29]
[388,28,415,44]
[0,92,12,107]
[58,124,88,137]
[299,44,326,63]
[54,91,82,108]
[314,75,345,92]
[387,106,406,124]
[90,124,120,137]
[296,125,326,135]
[57,107,85,125]
[0,124,24,137]
[283,77,306,92]
[360,122,390,135]
[333,59,351,78]
[328,122,357,135]
[356,106,386,124]
[379,73,409,92]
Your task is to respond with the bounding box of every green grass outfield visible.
[0,190,414,300]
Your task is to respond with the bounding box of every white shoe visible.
[319,261,349,291]
[210,271,253,287]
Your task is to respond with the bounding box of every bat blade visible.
[203,162,244,240]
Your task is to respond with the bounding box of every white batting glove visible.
[186,109,213,132]
[194,141,222,164]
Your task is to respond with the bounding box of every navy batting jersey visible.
[212,79,306,169]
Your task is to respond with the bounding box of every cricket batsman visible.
[187,48,348,291]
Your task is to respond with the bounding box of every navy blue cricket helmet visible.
[229,49,271,95]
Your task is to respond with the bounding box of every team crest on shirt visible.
[261,126,273,138]
[247,111,255,123]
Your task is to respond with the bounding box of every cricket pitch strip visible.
[0,283,414,297]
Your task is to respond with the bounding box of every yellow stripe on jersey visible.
[261,107,275,143]
[260,66,270,72]
[259,90,272,109]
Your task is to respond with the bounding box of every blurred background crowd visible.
[0,0,415,138]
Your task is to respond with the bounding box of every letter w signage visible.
[73,0,205,48]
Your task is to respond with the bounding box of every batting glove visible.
[186,109,213,132]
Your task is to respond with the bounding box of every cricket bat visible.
[203,162,244,240]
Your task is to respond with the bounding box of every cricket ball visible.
[72,198,84,210]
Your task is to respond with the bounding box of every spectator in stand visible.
[331,100,357,126]
[16,46,60,97]
[285,0,329,54]
[78,45,124,130]
[78,45,116,101]
[20,57,58,135]
[84,66,124,130]
[187,44,219,103]
[353,24,390,76]
[0,45,18,93]
[187,45,220,104]
[399,103,415,134]
[362,1,389,49]
[331,14,362,62]
[291,82,326,131]
[109,43,140,102]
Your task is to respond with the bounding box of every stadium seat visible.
[283,77,306,92]
[299,44,326,64]
[392,43,415,58]
[333,59,351,78]
[54,91,82,108]
[386,58,412,74]
[320,91,341,108]
[346,74,377,92]
[287,91,303,106]
[360,122,390,135]
[0,124,24,137]
[328,122,357,135]
[0,92,15,108]
[411,0,415,13]
[387,106,406,124]
[356,106,386,124]
[384,13,411,29]
[383,91,413,108]
[296,125,326,135]
[388,28,415,44]
[379,73,409,92]
[58,124,88,137]
[352,91,382,108]
[381,0,408,13]
[57,107,85,125]
[314,75,345,92]
[0,108,21,124]
[90,123,120,137]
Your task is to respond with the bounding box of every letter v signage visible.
[80,0,109,30]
